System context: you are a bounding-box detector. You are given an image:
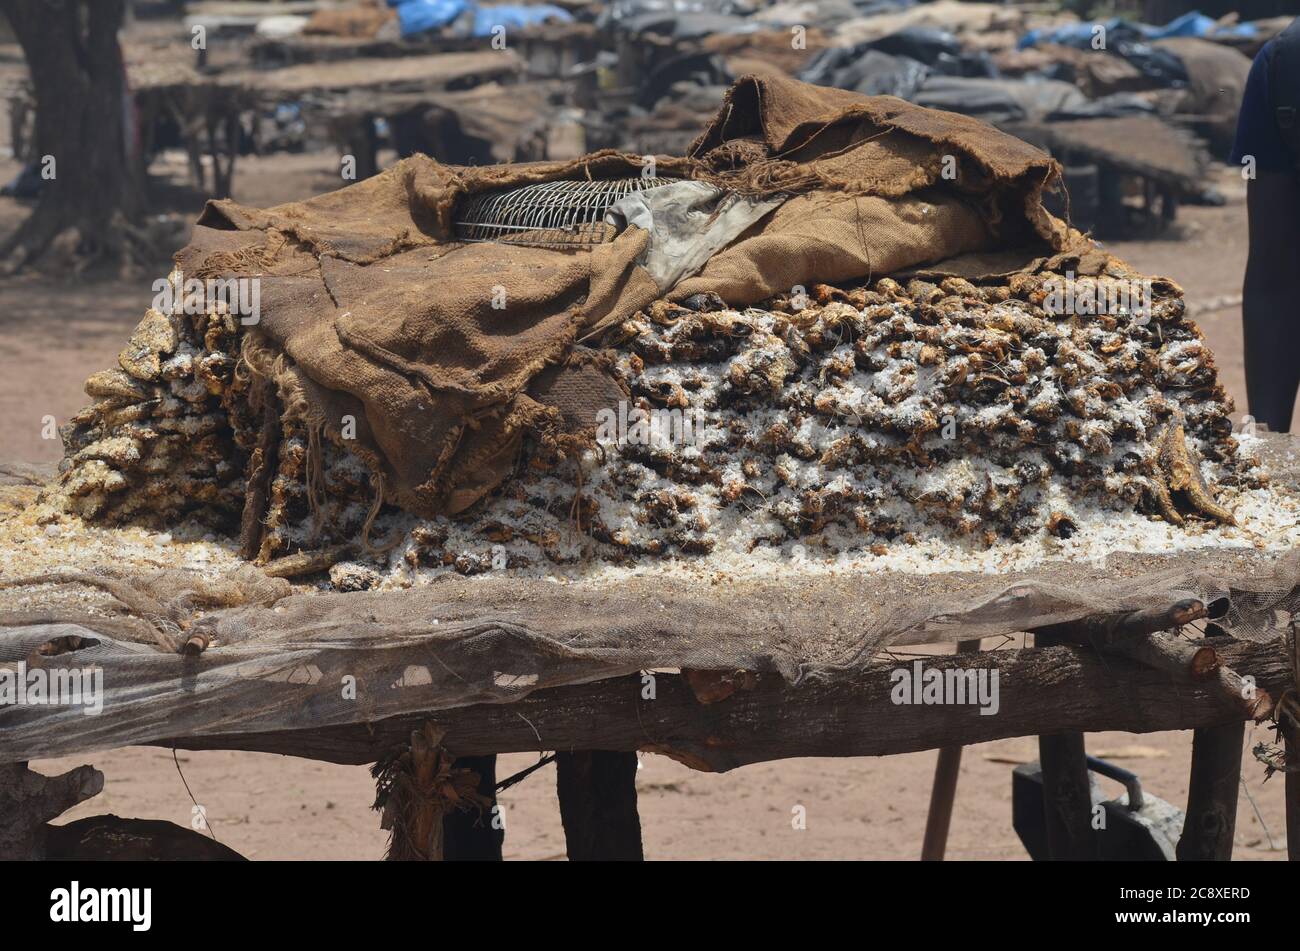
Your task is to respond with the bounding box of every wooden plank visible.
[1176,722,1245,861]
[556,751,643,861]
[160,637,1292,770]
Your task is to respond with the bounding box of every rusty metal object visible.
[453,177,679,249]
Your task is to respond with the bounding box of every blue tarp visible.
[471,3,573,35]
[1153,12,1219,39]
[387,0,572,38]
[1150,11,1256,40]
[388,0,466,36]
[1018,11,1257,50]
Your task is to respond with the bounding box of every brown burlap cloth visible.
[177,74,1073,523]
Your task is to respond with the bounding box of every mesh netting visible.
[1,528,1297,763]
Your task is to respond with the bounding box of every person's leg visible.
[1242,172,1300,432]
[443,755,504,861]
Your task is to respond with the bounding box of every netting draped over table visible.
[2,540,1297,763]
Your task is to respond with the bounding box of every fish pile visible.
[54,264,1261,578]
[57,296,250,529]
[55,272,378,566]
[397,269,1256,574]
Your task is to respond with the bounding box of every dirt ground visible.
[2,50,1293,859]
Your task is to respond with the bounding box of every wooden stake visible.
[556,751,643,861]
[384,726,446,861]
[1036,598,1208,646]
[1036,601,1272,721]
[1177,721,1244,861]
[921,744,964,862]
[376,724,488,861]
[921,638,982,861]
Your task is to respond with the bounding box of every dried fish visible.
[55,262,1261,578]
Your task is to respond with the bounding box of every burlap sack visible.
[175,73,1064,521]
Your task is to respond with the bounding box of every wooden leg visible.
[346,116,378,181]
[556,751,643,861]
[443,754,503,861]
[921,745,964,861]
[1038,731,1098,860]
[184,129,205,192]
[921,638,982,861]
[205,116,221,197]
[1177,721,1244,860]
[1035,629,1098,860]
[221,111,239,199]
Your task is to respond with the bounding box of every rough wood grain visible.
[1037,602,1273,720]
[1034,629,1099,860]
[45,815,247,861]
[556,751,644,861]
[1177,721,1244,861]
[0,762,104,859]
[160,638,1294,770]
[1038,731,1099,860]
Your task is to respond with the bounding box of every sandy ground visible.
[1,49,1293,859]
